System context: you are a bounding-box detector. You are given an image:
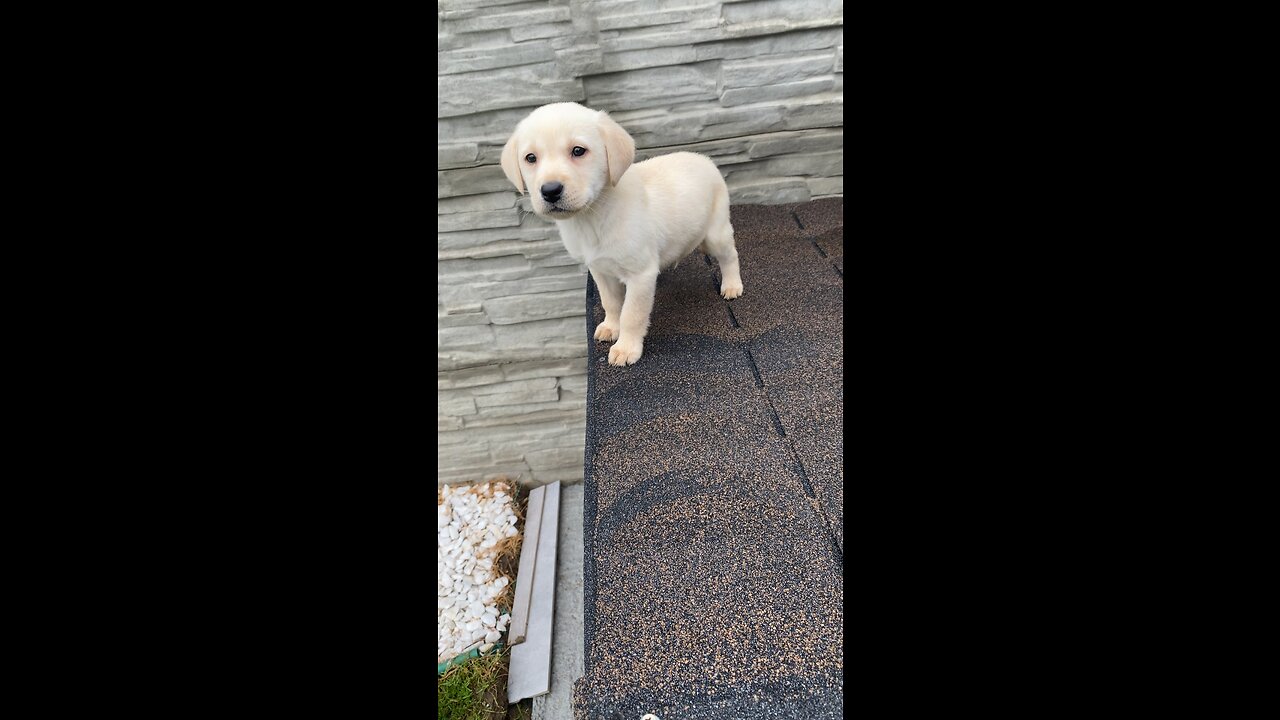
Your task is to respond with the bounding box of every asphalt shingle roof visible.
[575,198,845,719]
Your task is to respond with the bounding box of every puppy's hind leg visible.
[705,207,743,300]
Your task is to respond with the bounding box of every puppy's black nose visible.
[541,182,563,203]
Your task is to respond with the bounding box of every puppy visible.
[500,102,743,366]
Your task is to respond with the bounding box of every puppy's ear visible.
[500,131,525,194]
[597,111,635,186]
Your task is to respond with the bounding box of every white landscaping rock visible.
[438,482,520,663]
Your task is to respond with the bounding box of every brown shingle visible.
[576,199,844,720]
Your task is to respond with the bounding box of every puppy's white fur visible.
[501,102,743,366]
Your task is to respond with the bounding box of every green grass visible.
[509,698,532,720]
[438,649,509,720]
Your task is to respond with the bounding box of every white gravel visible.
[438,482,519,662]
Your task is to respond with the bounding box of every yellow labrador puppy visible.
[501,102,743,366]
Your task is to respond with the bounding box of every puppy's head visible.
[501,102,635,219]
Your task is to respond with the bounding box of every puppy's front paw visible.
[607,339,643,366]
[720,280,744,300]
[594,321,619,342]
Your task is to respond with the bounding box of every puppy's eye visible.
[525,154,537,164]
[572,146,587,157]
